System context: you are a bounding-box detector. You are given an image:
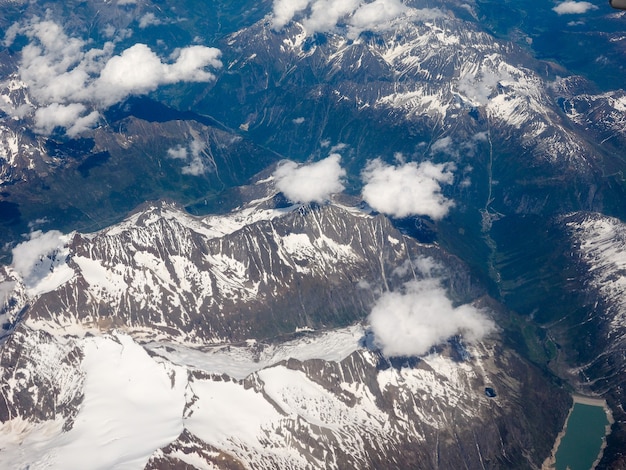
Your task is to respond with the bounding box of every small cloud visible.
[167,138,210,176]
[473,132,488,142]
[553,1,598,14]
[138,13,162,29]
[0,280,16,307]
[361,158,455,219]
[273,153,346,204]
[102,25,133,41]
[102,25,117,38]
[11,230,73,293]
[457,68,510,106]
[330,142,348,153]
[430,136,458,157]
[347,0,409,38]
[368,276,495,357]
[181,139,208,176]
[292,117,306,124]
[301,0,362,36]
[459,177,471,188]
[167,145,188,160]
[28,218,49,230]
[272,0,311,30]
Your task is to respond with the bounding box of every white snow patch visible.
[185,378,283,447]
[73,256,128,298]
[258,366,349,429]
[0,417,66,468]
[2,333,188,470]
[377,87,449,118]
[105,200,298,242]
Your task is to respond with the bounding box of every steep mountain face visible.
[0,325,84,426]
[558,212,626,467]
[0,98,279,255]
[0,195,570,469]
[14,197,476,343]
[203,5,607,193]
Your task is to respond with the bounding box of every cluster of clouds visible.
[273,153,457,219]
[167,138,211,176]
[552,1,598,14]
[368,267,495,357]
[3,18,222,136]
[271,0,438,38]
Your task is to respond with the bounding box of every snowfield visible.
[0,326,503,469]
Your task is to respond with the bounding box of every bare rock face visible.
[0,324,84,428]
[145,430,248,470]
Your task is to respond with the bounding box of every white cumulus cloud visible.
[368,277,495,357]
[302,0,361,35]
[361,159,455,219]
[347,0,409,36]
[270,0,428,38]
[457,67,511,107]
[34,103,100,137]
[273,154,346,203]
[167,145,188,160]
[93,44,221,107]
[3,18,222,136]
[272,0,311,30]
[553,1,598,14]
[0,280,16,307]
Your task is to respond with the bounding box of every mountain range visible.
[1,0,626,468]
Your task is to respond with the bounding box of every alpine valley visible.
[0,0,625,469]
